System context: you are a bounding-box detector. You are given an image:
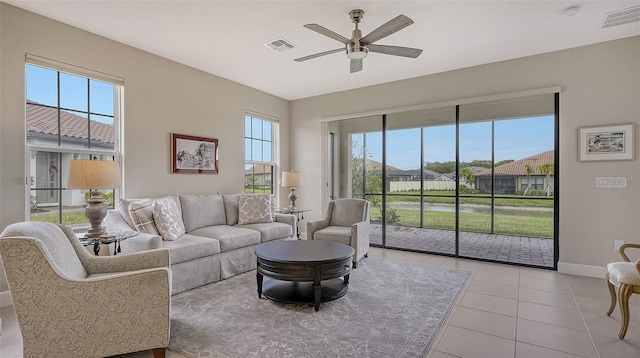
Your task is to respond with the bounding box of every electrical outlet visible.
[615,240,624,251]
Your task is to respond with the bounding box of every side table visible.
[80,231,139,256]
[274,207,311,239]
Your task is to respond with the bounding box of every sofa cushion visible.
[129,199,159,235]
[222,194,241,226]
[153,196,186,241]
[313,226,352,246]
[118,198,138,229]
[189,225,260,252]
[179,194,226,232]
[160,233,221,264]
[236,222,292,242]
[238,195,273,225]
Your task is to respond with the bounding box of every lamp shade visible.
[281,171,303,187]
[67,160,121,190]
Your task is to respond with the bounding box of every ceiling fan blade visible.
[294,48,344,62]
[368,44,423,58]
[350,59,363,73]
[361,14,414,45]
[304,24,352,44]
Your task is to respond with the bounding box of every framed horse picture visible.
[171,133,219,174]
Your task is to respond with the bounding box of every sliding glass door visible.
[328,93,558,268]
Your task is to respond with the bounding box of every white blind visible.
[26,53,124,86]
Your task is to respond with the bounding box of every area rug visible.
[169,257,470,358]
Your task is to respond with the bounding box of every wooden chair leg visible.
[352,261,357,269]
[152,348,166,358]
[618,284,632,339]
[606,274,617,316]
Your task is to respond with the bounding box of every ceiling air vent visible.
[602,5,640,29]
[264,38,295,52]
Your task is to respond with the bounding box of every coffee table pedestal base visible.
[261,278,348,311]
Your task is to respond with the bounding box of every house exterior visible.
[473,150,555,195]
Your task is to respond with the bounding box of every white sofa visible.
[105,193,296,294]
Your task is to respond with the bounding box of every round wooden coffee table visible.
[255,240,355,311]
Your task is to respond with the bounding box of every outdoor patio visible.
[369,224,555,268]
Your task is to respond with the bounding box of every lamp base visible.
[84,190,108,239]
[288,187,297,210]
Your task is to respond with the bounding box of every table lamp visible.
[67,159,121,238]
[281,171,303,209]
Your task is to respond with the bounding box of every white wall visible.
[0,4,290,294]
[291,36,640,272]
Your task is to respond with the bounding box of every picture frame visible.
[578,124,634,161]
[171,133,219,174]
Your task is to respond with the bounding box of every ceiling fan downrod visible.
[347,9,368,60]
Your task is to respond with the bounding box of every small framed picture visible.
[171,133,219,174]
[578,124,634,161]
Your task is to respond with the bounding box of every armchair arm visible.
[83,248,170,275]
[618,243,640,262]
[275,213,297,237]
[307,219,330,240]
[351,220,370,258]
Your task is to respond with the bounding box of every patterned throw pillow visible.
[153,196,186,241]
[238,195,273,225]
[128,199,159,234]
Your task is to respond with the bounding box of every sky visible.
[355,115,554,169]
[26,64,115,124]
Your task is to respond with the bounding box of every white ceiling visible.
[6,0,640,100]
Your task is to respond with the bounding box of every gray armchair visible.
[307,198,370,268]
[0,222,171,358]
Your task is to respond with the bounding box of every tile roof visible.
[474,150,554,177]
[27,100,114,145]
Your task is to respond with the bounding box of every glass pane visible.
[26,102,58,145]
[61,110,90,146]
[386,128,421,231]
[89,80,114,115]
[26,65,58,107]
[263,141,272,162]
[251,139,262,161]
[252,118,262,140]
[244,115,252,137]
[244,138,252,161]
[263,120,272,141]
[30,189,60,223]
[60,72,88,112]
[89,114,115,150]
[423,122,456,255]
[350,133,365,198]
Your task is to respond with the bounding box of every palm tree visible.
[523,163,533,196]
[459,167,474,189]
[538,163,554,196]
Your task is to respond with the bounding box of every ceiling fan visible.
[294,9,423,73]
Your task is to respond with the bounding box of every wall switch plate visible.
[615,240,624,251]
[596,177,627,188]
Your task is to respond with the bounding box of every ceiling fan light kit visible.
[295,9,423,73]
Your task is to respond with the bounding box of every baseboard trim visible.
[558,261,607,278]
[0,290,12,308]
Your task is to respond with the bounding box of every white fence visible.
[389,181,464,192]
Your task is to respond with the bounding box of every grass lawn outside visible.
[371,207,553,238]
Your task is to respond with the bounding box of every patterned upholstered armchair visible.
[0,222,171,358]
[307,198,370,268]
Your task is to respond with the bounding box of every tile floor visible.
[1,248,639,358]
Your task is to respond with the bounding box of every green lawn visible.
[371,207,553,238]
[384,191,554,208]
[30,210,87,225]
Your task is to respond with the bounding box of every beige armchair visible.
[0,222,171,358]
[307,198,370,268]
[606,243,640,339]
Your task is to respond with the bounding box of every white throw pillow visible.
[153,196,186,241]
[128,199,159,234]
[238,195,273,225]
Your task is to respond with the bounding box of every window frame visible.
[25,58,123,228]
[244,113,277,195]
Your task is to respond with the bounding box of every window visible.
[244,114,275,194]
[26,59,123,227]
